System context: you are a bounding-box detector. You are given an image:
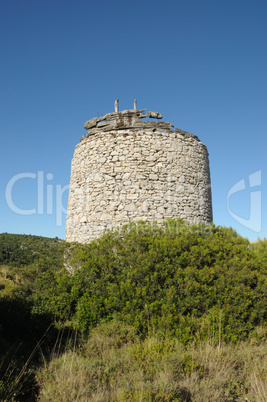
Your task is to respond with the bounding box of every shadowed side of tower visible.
[65,101,212,244]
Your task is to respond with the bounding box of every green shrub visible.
[251,238,267,268]
[40,220,266,343]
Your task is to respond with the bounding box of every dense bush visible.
[30,220,267,343]
[251,238,267,267]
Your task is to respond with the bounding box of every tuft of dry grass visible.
[0,265,20,298]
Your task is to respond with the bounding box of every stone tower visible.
[65,100,212,243]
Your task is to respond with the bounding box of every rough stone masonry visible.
[65,100,213,243]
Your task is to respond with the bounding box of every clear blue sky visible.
[1,0,266,241]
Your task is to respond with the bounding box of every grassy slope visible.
[37,321,267,401]
[0,233,64,402]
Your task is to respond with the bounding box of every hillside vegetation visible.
[0,221,266,401]
[0,233,62,267]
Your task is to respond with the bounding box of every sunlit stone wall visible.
[65,108,212,243]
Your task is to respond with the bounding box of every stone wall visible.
[65,106,212,243]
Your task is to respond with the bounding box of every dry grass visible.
[0,265,20,297]
[36,321,267,401]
